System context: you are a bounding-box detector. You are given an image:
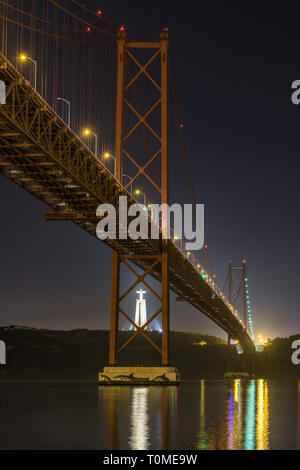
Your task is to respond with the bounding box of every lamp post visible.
[174,235,183,251]
[19,54,37,91]
[57,97,71,127]
[135,189,146,206]
[83,129,98,157]
[103,152,116,176]
[123,174,133,195]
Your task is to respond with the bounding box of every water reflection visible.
[0,380,296,449]
[98,386,177,450]
[129,388,149,450]
[244,380,256,450]
[98,379,276,450]
[256,379,269,449]
[227,379,241,449]
[197,380,209,450]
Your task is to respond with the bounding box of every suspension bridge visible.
[0,1,256,383]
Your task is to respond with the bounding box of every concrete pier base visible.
[99,366,180,385]
[224,372,250,378]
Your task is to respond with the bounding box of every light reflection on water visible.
[256,379,269,450]
[0,379,298,449]
[129,388,149,450]
[97,379,295,450]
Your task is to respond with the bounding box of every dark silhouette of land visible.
[0,327,299,379]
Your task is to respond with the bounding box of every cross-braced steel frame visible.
[109,30,170,365]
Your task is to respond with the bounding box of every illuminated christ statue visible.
[135,289,147,330]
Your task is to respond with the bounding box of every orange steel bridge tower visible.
[107,29,172,370]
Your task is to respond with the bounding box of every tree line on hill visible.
[0,327,299,379]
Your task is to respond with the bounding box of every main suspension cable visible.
[0,13,109,42]
[69,0,115,26]
[48,0,114,37]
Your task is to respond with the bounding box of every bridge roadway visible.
[0,52,255,352]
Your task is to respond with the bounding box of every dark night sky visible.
[1,1,299,339]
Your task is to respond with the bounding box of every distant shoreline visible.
[0,328,299,379]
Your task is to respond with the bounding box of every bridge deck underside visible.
[0,53,254,351]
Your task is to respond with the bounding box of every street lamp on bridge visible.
[123,174,133,195]
[19,53,37,91]
[135,189,146,207]
[57,97,71,127]
[103,152,116,176]
[83,128,98,158]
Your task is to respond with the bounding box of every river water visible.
[0,379,299,450]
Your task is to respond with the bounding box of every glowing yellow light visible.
[194,341,207,346]
[256,379,270,449]
[234,378,240,403]
[197,264,200,268]
[20,54,27,61]
[104,152,111,159]
[135,189,140,195]
[83,128,91,136]
[147,204,151,209]
[187,251,191,256]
